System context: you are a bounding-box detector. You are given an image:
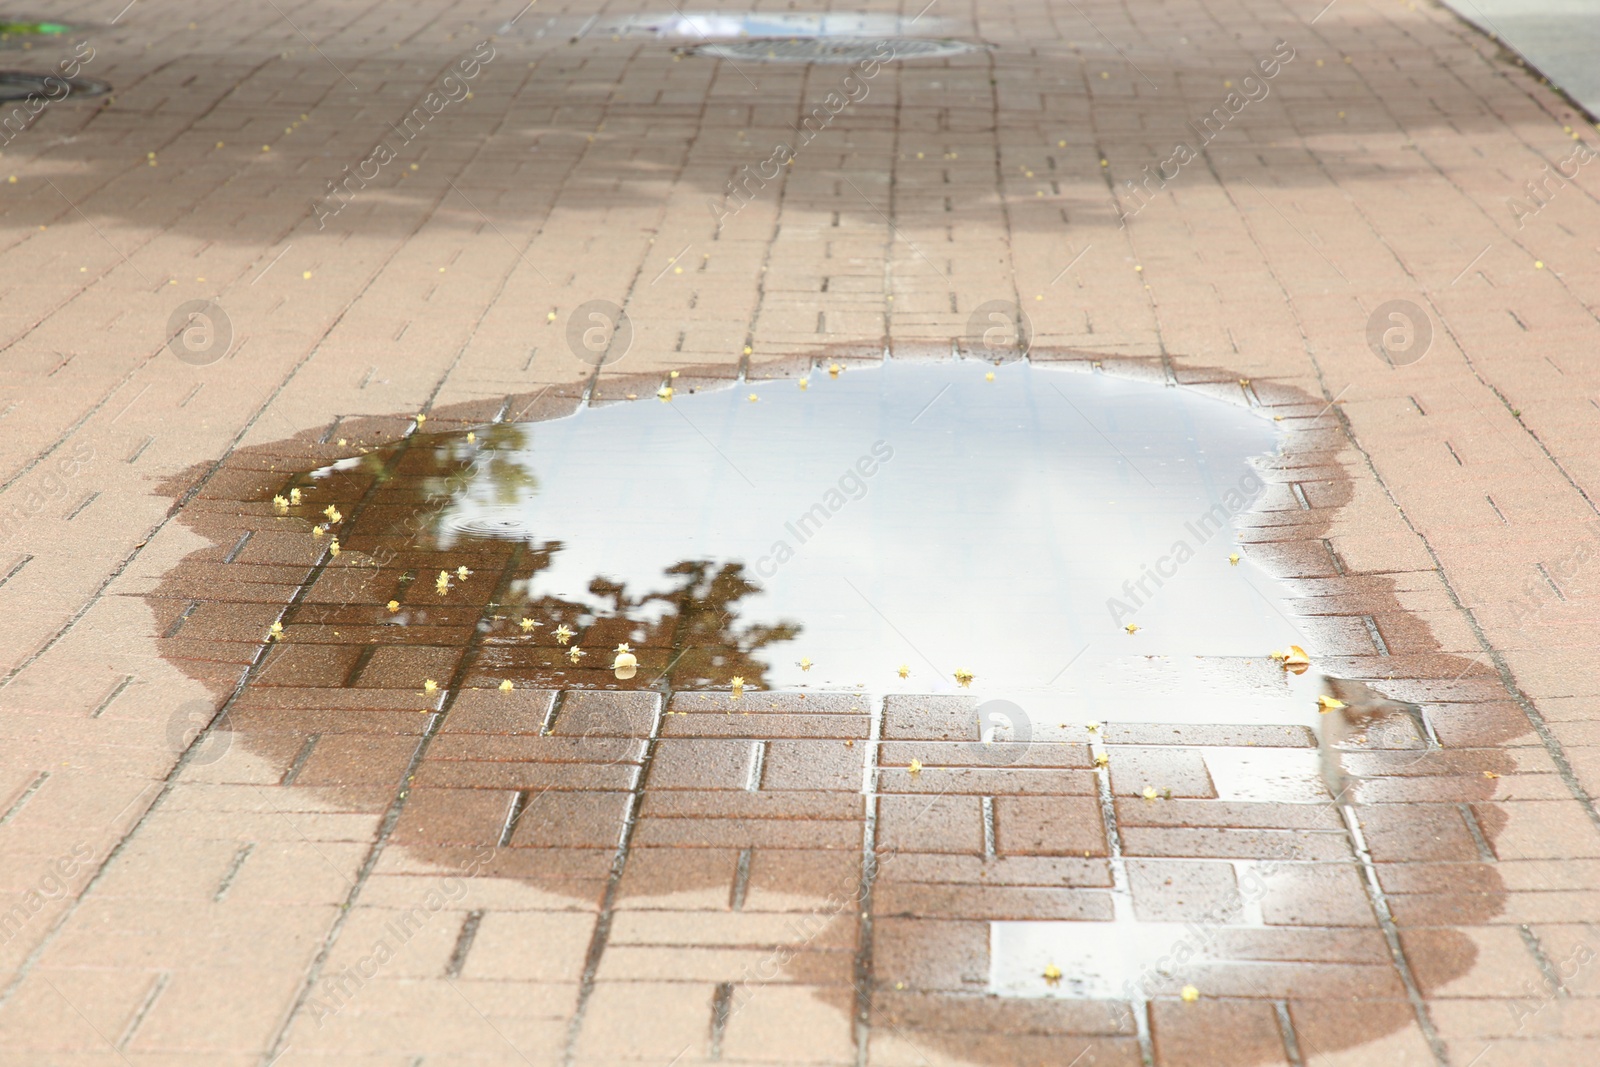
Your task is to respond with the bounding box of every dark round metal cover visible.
[0,71,109,101]
[680,37,979,64]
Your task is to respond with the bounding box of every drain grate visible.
[681,37,980,64]
[0,71,109,102]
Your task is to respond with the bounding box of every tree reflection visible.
[291,424,801,690]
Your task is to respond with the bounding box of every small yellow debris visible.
[829,363,842,377]
[547,311,557,322]
[657,385,674,401]
[436,571,451,595]
[1535,260,1545,269]
[311,527,324,540]
[1181,985,1200,1002]
[500,679,514,692]
[743,345,753,355]
[1142,786,1159,801]
[520,618,536,632]
[268,621,283,640]
[329,538,341,557]
[953,668,974,688]
[423,679,438,693]
[1043,963,1063,986]
[1317,695,1346,712]
[1279,645,1311,668]
[748,393,759,402]
[1125,623,1139,634]
[799,657,812,671]
[416,413,426,424]
[568,646,584,664]
[387,600,400,612]
[1228,553,1241,565]
[456,565,471,580]
[798,378,809,390]
[324,505,341,522]
[289,488,302,505]
[1095,753,1110,767]
[273,495,289,514]
[1086,722,1100,733]
[670,370,680,378]
[467,432,476,443]
[985,372,995,381]
[555,624,574,645]
[1483,770,1500,779]
[897,664,910,679]
[909,758,923,775]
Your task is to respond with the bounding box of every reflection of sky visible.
[440,360,1315,725]
[615,13,937,38]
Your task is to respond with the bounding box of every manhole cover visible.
[0,71,109,101]
[681,37,979,63]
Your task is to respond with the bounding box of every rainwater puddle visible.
[604,13,950,39]
[317,358,1321,729]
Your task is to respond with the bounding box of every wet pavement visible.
[3,0,1600,1065]
[125,352,1509,1067]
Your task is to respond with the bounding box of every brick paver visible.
[2,0,1599,1064]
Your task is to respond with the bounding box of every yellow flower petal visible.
[908,758,923,775]
[499,679,514,692]
[897,664,910,679]
[1181,984,1199,1002]
[1317,695,1346,712]
[799,657,812,671]
[953,668,974,687]
[1125,623,1139,634]
[423,679,438,693]
[387,600,400,612]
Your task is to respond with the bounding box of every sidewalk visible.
[2,1,1600,1065]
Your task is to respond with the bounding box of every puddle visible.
[993,919,1227,1000]
[680,38,980,63]
[599,13,950,39]
[148,351,1508,1062]
[331,359,1317,724]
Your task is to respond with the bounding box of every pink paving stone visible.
[1,0,1599,1063]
